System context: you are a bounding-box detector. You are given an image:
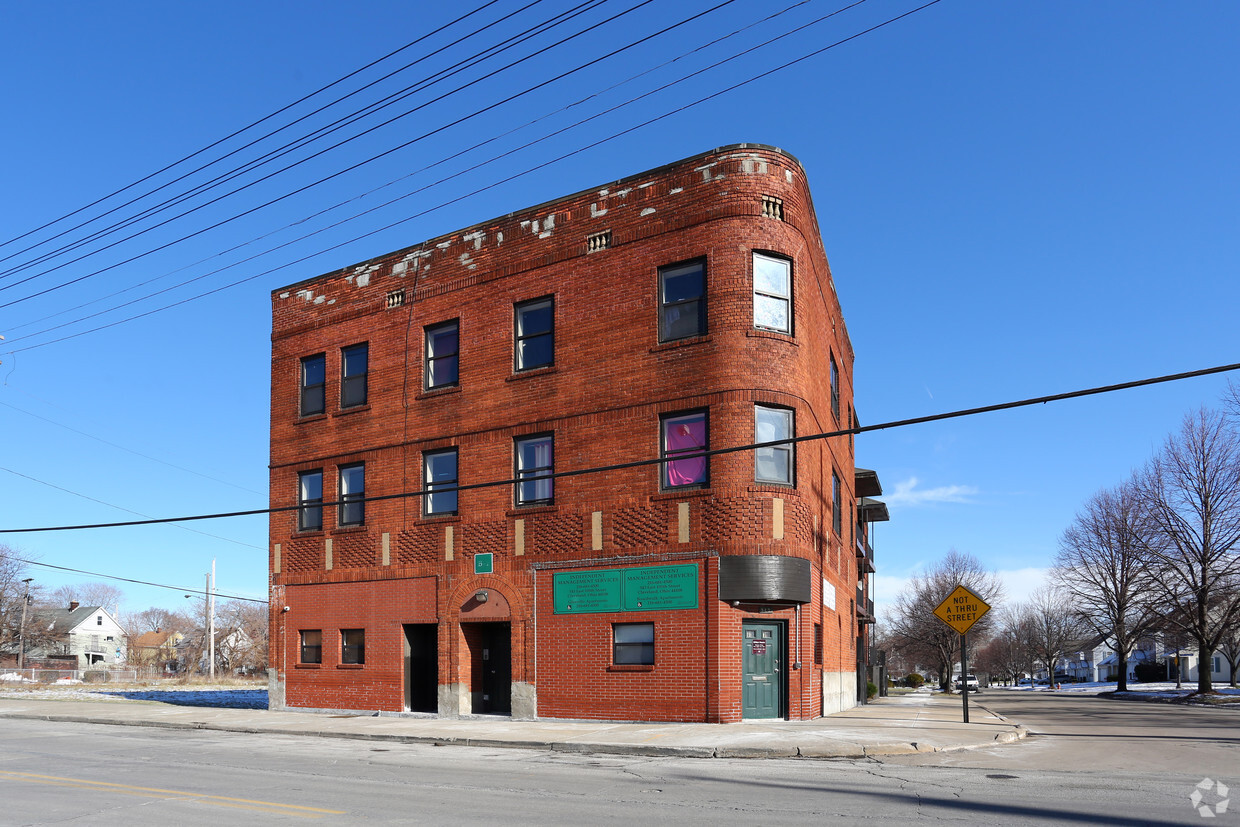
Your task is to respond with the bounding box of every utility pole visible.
[17,577,33,669]
[209,560,216,681]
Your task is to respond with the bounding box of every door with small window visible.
[742,621,784,719]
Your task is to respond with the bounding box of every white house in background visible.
[1163,650,1235,685]
[1052,635,1111,682]
[33,602,128,668]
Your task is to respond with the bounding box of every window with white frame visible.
[753,252,791,333]
[755,405,794,485]
[515,434,554,506]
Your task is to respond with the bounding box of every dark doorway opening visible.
[403,623,438,713]
[464,621,511,715]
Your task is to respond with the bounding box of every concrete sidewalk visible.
[0,691,1027,759]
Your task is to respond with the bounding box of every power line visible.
[6,0,902,353]
[10,555,266,604]
[0,465,262,550]
[2,0,817,347]
[3,359,1235,535]
[0,0,593,286]
[0,0,513,263]
[0,0,665,306]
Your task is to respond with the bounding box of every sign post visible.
[932,584,991,723]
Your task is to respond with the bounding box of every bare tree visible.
[886,550,1005,692]
[1053,482,1158,691]
[1021,585,1086,685]
[1134,408,1240,694]
[50,582,125,616]
[0,544,34,655]
[122,607,191,635]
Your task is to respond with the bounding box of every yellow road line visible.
[0,770,347,818]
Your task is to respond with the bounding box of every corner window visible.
[755,405,794,485]
[753,252,791,333]
[341,629,365,665]
[341,343,368,408]
[659,260,705,342]
[832,470,842,536]
[424,449,459,516]
[515,298,554,371]
[300,354,326,417]
[298,470,323,532]
[661,410,708,489]
[515,434,554,506]
[339,463,365,527]
[425,321,459,389]
[300,630,322,664]
[830,352,840,421]
[614,623,654,665]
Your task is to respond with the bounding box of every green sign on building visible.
[474,553,493,575]
[553,564,698,614]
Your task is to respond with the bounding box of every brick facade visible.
[269,144,873,722]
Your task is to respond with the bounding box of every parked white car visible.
[954,674,980,691]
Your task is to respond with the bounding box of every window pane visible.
[753,254,789,296]
[516,435,553,505]
[663,412,707,487]
[755,406,793,484]
[300,630,322,664]
[517,300,553,336]
[517,333,553,370]
[753,294,789,332]
[339,464,365,526]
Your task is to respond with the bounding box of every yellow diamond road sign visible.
[933,584,991,635]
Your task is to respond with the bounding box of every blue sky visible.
[1,1,1236,621]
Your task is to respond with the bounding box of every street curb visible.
[0,709,1028,760]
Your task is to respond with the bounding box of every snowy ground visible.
[0,680,268,709]
[990,680,1240,704]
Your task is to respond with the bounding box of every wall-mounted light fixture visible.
[475,590,489,603]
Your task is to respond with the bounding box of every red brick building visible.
[268,144,886,722]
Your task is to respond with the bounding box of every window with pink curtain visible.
[662,411,707,488]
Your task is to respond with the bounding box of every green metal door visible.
[742,621,783,719]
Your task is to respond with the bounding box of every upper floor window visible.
[661,410,708,489]
[425,321,459,389]
[753,252,791,333]
[298,470,323,532]
[659,260,705,342]
[341,343,368,408]
[832,470,842,536]
[515,297,554,371]
[424,448,459,516]
[515,434,554,506]
[755,405,794,485]
[830,352,840,421]
[300,354,326,417]
[338,463,365,527]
